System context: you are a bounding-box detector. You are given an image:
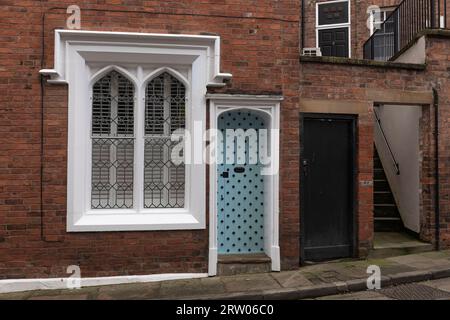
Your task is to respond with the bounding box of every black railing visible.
[374,108,400,175]
[364,0,448,61]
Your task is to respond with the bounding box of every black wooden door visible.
[301,115,355,262]
[318,28,349,57]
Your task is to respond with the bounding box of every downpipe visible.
[433,88,440,251]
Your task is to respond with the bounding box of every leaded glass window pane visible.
[91,71,134,209]
[144,73,186,208]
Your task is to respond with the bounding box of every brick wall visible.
[0,0,449,280]
[302,0,402,58]
[298,32,450,250]
[0,0,301,278]
[299,58,434,254]
[424,36,450,248]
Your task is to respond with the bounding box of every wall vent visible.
[302,47,322,57]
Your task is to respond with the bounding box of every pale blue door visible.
[217,110,265,254]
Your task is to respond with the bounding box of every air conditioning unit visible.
[302,47,322,57]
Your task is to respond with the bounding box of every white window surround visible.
[368,7,395,35]
[40,30,232,232]
[315,0,352,58]
[207,94,282,275]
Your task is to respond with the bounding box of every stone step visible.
[374,191,395,204]
[369,232,434,259]
[374,179,390,191]
[373,145,403,232]
[374,157,382,169]
[374,168,386,180]
[217,253,271,276]
[374,217,404,232]
[374,204,400,218]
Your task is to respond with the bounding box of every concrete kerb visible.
[190,267,450,300]
[430,267,450,280]
[389,270,433,285]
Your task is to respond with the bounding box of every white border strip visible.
[0,273,208,294]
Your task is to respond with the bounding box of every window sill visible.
[68,212,204,232]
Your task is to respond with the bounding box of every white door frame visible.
[206,94,282,276]
[315,0,352,58]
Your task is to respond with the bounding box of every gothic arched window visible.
[144,73,186,208]
[91,71,135,209]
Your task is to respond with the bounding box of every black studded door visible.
[301,114,356,262]
[217,110,266,255]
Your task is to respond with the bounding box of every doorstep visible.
[217,253,272,276]
[369,232,434,259]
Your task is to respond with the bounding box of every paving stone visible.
[271,270,313,288]
[28,293,90,300]
[302,272,328,285]
[299,261,373,283]
[222,273,281,293]
[303,269,349,284]
[96,282,161,300]
[388,253,450,270]
[379,264,416,276]
[197,277,226,294]
[159,279,204,298]
[333,265,372,280]
[0,291,33,300]
[418,250,450,260]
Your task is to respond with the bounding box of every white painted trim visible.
[40,30,232,86]
[205,94,284,101]
[207,95,281,275]
[0,273,208,294]
[41,30,226,232]
[315,0,352,58]
[369,7,396,36]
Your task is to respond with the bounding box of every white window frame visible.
[369,6,396,36]
[315,0,352,58]
[40,30,232,232]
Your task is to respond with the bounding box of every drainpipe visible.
[301,0,305,50]
[433,87,440,251]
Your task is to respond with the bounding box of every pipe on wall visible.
[301,0,305,50]
[433,87,440,251]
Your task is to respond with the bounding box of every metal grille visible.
[145,73,186,135]
[91,71,135,209]
[144,73,186,208]
[380,283,450,300]
[92,71,134,136]
[144,138,185,208]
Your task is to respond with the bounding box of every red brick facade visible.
[424,36,450,248]
[302,0,402,58]
[1,0,301,279]
[0,1,449,280]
